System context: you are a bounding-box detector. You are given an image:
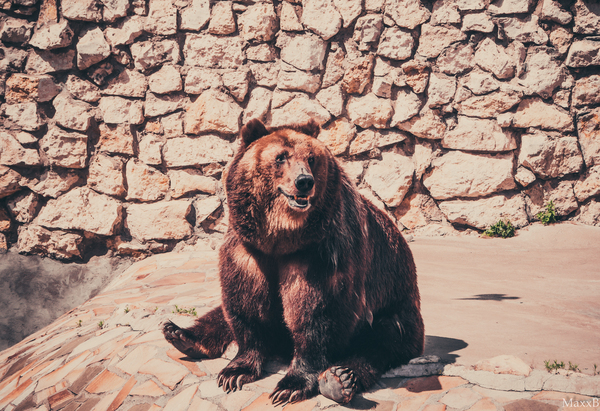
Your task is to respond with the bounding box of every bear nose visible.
[295,174,314,193]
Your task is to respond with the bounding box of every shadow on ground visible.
[424,335,468,363]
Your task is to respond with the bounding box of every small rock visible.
[145,92,185,118]
[461,69,500,95]
[243,87,273,123]
[383,356,444,378]
[208,1,236,35]
[131,40,180,71]
[280,2,303,31]
[575,199,600,227]
[577,107,600,168]
[489,0,532,14]
[549,26,573,55]
[417,23,467,58]
[455,90,521,118]
[0,166,22,199]
[431,0,461,25]
[519,131,583,178]
[0,16,34,43]
[194,196,222,225]
[138,133,165,165]
[391,88,423,124]
[334,0,362,28]
[148,65,182,95]
[364,151,414,207]
[372,75,393,98]
[474,38,517,80]
[424,151,516,200]
[25,49,75,74]
[402,60,430,94]
[162,112,184,138]
[77,27,111,70]
[103,69,148,98]
[18,225,83,260]
[184,34,245,69]
[318,119,356,156]
[574,166,600,202]
[539,0,572,25]
[395,109,446,139]
[4,102,44,131]
[5,73,59,103]
[65,74,101,102]
[7,191,39,223]
[104,16,144,46]
[24,169,81,198]
[246,44,277,62]
[168,169,217,198]
[301,0,342,40]
[184,68,223,94]
[102,0,129,22]
[427,72,456,107]
[180,0,210,31]
[238,2,278,42]
[61,0,102,21]
[349,128,408,156]
[126,201,192,241]
[342,54,374,95]
[87,154,126,197]
[437,42,475,75]
[353,14,383,51]
[346,93,393,129]
[565,39,600,68]
[316,83,344,117]
[518,47,564,99]
[99,96,144,124]
[184,89,242,135]
[572,0,600,35]
[515,166,537,187]
[145,0,177,35]
[53,91,95,132]
[0,131,41,166]
[512,98,573,132]
[269,96,331,128]
[376,26,414,61]
[35,187,123,236]
[572,75,600,107]
[39,126,88,169]
[497,15,549,45]
[97,123,135,155]
[384,0,431,29]
[0,46,28,73]
[322,44,346,88]
[163,135,233,168]
[443,116,516,152]
[13,131,37,145]
[462,12,494,32]
[125,159,169,202]
[222,69,249,102]
[278,33,327,71]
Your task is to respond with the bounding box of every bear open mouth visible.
[278,188,311,210]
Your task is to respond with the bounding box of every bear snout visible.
[295,174,314,193]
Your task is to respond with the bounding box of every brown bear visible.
[163,118,424,405]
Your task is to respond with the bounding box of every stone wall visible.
[1,0,599,260]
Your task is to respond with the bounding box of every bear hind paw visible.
[217,365,258,393]
[162,321,208,359]
[269,373,317,405]
[318,366,357,405]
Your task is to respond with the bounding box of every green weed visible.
[536,200,557,225]
[98,320,104,329]
[568,362,580,372]
[124,306,130,314]
[76,320,82,328]
[484,220,515,238]
[544,360,565,372]
[172,305,198,316]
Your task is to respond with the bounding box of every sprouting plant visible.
[172,305,198,316]
[155,306,159,312]
[484,220,515,238]
[98,320,104,329]
[536,200,557,225]
[544,360,565,372]
[76,320,82,328]
[124,306,130,314]
[594,364,598,375]
[568,362,580,372]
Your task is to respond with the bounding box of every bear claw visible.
[162,321,207,359]
[318,366,357,405]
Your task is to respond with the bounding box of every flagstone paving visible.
[0,251,598,411]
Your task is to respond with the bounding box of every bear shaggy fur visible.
[163,119,424,405]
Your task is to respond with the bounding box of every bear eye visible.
[276,153,286,164]
[308,156,315,166]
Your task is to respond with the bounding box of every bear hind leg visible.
[163,306,233,359]
[319,311,424,404]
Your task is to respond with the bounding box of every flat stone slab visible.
[1,224,599,410]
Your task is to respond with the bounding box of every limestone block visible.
[77,27,111,70]
[53,92,95,132]
[25,49,75,74]
[269,97,331,127]
[384,0,431,29]
[519,132,583,179]
[318,119,356,156]
[347,93,393,129]
[168,169,217,199]
[376,26,414,60]
[184,34,244,69]
[238,2,278,42]
[0,131,41,166]
[184,89,242,135]
[125,159,169,202]
[572,0,600,35]
[577,108,600,168]
[65,75,100,102]
[5,73,59,104]
[278,33,327,71]
[145,0,177,35]
[99,96,144,124]
[443,117,517,152]
[24,169,81,198]
[565,39,600,68]
[163,136,233,167]
[0,166,22,199]
[395,109,446,140]
[301,0,342,40]
[87,154,126,197]
[417,24,467,58]
[364,152,415,207]
[104,16,144,46]
[7,191,40,223]
[131,40,180,71]
[149,65,182,94]
[126,201,192,241]
[39,126,88,169]
[18,225,83,260]
[512,98,573,132]
[439,194,530,230]
[4,102,44,131]
[103,69,147,98]
[349,129,408,156]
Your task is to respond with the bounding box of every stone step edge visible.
[381,357,600,397]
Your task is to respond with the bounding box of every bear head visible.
[226,119,339,245]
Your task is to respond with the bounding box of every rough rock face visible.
[0,0,598,260]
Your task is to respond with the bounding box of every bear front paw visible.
[217,365,259,392]
[162,321,208,359]
[318,366,357,404]
[269,373,318,405]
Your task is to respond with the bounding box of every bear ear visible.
[297,119,320,139]
[240,118,270,148]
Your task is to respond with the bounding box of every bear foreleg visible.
[163,306,233,359]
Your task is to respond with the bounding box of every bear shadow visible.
[424,335,469,364]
